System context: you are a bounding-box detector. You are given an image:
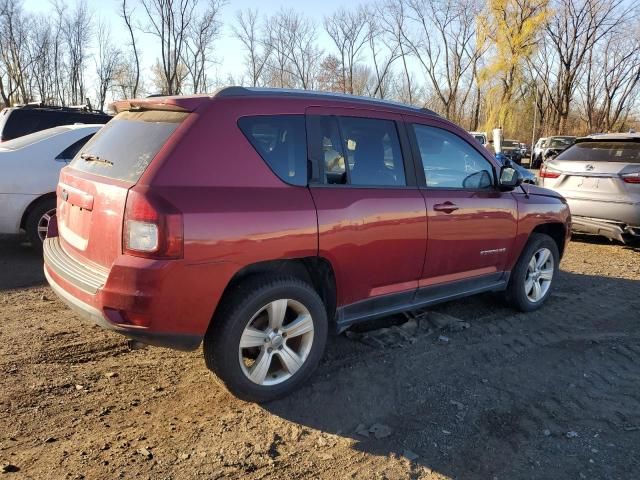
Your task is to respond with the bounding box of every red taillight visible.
[123,189,183,259]
[540,164,561,179]
[622,172,640,184]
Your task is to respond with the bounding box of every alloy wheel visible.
[524,247,554,302]
[37,208,56,242]
[238,299,315,386]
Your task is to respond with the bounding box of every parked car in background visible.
[495,153,538,185]
[469,131,495,155]
[520,143,531,159]
[0,104,110,142]
[532,137,548,167]
[501,139,523,164]
[540,132,639,243]
[533,136,576,168]
[0,124,101,247]
[44,87,570,402]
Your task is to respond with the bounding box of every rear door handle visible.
[433,202,459,214]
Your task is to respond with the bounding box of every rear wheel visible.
[25,198,56,250]
[506,233,559,312]
[204,275,328,403]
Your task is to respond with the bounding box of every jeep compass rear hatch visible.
[56,108,189,269]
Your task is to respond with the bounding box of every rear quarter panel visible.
[140,98,319,334]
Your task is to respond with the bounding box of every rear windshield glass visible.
[0,126,70,150]
[502,140,518,147]
[557,141,640,163]
[70,110,188,182]
[548,137,574,148]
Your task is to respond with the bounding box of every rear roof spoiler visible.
[110,97,205,114]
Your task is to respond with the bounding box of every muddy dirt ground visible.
[1,234,639,479]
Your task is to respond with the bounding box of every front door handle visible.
[433,201,459,214]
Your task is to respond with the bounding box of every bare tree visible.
[379,0,416,104]
[263,10,296,88]
[183,0,224,93]
[281,10,323,90]
[403,0,482,120]
[62,0,92,105]
[365,7,399,99]
[544,0,634,133]
[583,27,640,132]
[0,0,34,105]
[95,20,121,110]
[141,0,197,95]
[233,9,271,87]
[324,6,369,94]
[120,0,140,98]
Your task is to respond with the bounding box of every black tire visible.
[25,197,56,251]
[506,233,559,312]
[204,275,328,403]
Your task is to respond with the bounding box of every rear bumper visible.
[44,265,202,350]
[41,231,230,351]
[571,216,640,242]
[563,195,640,226]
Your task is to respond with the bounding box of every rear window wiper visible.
[80,153,113,166]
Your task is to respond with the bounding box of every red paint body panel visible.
[43,91,571,350]
[311,187,427,305]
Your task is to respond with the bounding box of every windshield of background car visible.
[69,110,188,182]
[502,140,517,147]
[556,141,640,163]
[0,126,70,150]
[472,135,486,144]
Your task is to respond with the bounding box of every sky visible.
[23,0,351,95]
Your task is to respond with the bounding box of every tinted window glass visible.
[412,125,494,189]
[2,110,41,139]
[56,133,95,160]
[70,110,188,183]
[547,137,575,149]
[338,117,406,186]
[0,109,110,141]
[0,126,71,150]
[307,116,346,185]
[556,141,640,163]
[238,115,307,186]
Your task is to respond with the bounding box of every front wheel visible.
[204,275,328,403]
[506,233,559,312]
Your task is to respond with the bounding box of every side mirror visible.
[499,165,522,190]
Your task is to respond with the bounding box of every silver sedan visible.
[539,133,640,243]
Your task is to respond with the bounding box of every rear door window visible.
[556,141,640,163]
[70,110,188,182]
[238,115,307,186]
[307,115,407,187]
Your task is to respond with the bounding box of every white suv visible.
[0,124,102,248]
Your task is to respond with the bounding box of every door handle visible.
[433,202,459,214]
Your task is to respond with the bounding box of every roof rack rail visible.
[214,86,439,116]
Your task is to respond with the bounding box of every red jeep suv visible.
[44,88,570,402]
